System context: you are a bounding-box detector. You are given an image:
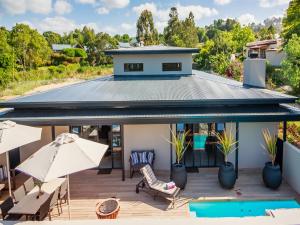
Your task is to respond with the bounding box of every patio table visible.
[8,178,66,217]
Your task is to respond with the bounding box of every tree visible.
[197,27,208,43]
[43,31,62,46]
[281,34,300,93]
[231,24,255,52]
[136,10,159,45]
[257,26,275,40]
[10,24,51,69]
[164,7,182,46]
[181,12,198,47]
[282,0,300,43]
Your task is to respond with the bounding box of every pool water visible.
[189,200,300,218]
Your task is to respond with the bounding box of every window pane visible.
[162,63,182,71]
[124,63,143,72]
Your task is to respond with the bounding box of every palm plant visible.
[169,129,191,164]
[262,128,277,166]
[215,129,237,165]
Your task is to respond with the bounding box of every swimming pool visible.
[189,200,300,218]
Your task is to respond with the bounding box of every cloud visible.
[121,22,134,31]
[0,0,52,15]
[259,0,289,8]
[133,2,218,32]
[237,13,256,25]
[54,0,72,15]
[96,7,109,14]
[100,0,129,9]
[38,16,76,34]
[76,0,96,4]
[214,0,232,5]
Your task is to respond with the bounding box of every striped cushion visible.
[130,152,139,165]
[139,152,148,164]
[141,164,157,185]
[148,152,154,165]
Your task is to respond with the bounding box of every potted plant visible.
[169,129,190,189]
[215,129,237,189]
[262,129,282,189]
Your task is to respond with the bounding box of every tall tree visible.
[282,0,300,43]
[163,7,182,46]
[231,24,255,52]
[43,31,62,46]
[136,10,159,45]
[10,24,51,69]
[181,12,198,47]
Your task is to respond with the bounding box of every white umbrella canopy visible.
[0,120,42,196]
[16,132,108,219]
[16,132,108,182]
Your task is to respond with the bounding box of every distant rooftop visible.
[52,44,72,51]
[246,39,281,48]
[105,45,199,55]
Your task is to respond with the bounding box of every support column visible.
[121,124,125,181]
[235,122,239,179]
[283,121,287,142]
[51,126,55,140]
[170,124,173,180]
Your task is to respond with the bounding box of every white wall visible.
[266,51,285,66]
[123,124,171,172]
[113,54,193,76]
[243,58,266,88]
[238,122,278,169]
[283,142,300,194]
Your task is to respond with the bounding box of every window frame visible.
[124,63,144,72]
[162,62,182,72]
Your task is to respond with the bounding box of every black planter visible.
[262,162,282,189]
[218,162,236,189]
[171,163,187,189]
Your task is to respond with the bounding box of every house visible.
[245,39,285,66]
[0,45,299,181]
[51,44,72,52]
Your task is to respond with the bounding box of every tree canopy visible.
[136,10,159,45]
[282,0,300,43]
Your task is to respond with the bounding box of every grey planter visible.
[171,163,187,189]
[263,162,282,189]
[218,162,236,189]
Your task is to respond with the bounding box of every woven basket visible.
[96,198,120,219]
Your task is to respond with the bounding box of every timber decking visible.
[1,168,298,220]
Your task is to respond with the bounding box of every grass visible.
[0,64,113,99]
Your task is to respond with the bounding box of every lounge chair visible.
[136,164,180,208]
[129,150,155,178]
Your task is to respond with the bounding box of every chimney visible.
[243,58,266,88]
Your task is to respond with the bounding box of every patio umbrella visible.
[16,132,108,219]
[0,120,42,196]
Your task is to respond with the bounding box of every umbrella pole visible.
[67,175,71,220]
[5,152,12,197]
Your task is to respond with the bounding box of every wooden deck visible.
[1,168,299,220]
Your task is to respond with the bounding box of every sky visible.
[0,0,290,36]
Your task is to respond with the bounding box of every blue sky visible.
[0,0,290,35]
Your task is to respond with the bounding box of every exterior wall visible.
[283,142,300,194]
[243,58,266,88]
[123,124,171,172]
[229,122,278,169]
[113,54,193,76]
[266,51,285,66]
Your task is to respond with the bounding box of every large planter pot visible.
[262,162,282,189]
[171,163,187,189]
[218,162,236,189]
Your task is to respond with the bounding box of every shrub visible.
[74,48,87,58]
[226,60,243,81]
[0,68,13,88]
[210,53,230,75]
[62,48,75,57]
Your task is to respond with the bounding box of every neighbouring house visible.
[51,44,72,52]
[0,45,299,181]
[244,39,285,66]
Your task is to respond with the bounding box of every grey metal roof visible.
[0,104,299,126]
[51,44,72,51]
[0,70,296,109]
[105,45,199,55]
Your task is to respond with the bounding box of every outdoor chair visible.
[24,177,35,193]
[129,150,155,178]
[34,193,54,221]
[13,185,26,203]
[49,188,60,217]
[136,164,180,208]
[0,196,22,221]
[58,179,68,213]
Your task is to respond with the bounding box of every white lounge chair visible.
[136,164,180,208]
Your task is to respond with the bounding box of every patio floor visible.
[1,168,299,221]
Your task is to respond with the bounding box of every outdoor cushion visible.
[150,180,178,195]
[130,152,139,165]
[141,165,157,185]
[147,152,154,165]
[139,152,148,164]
